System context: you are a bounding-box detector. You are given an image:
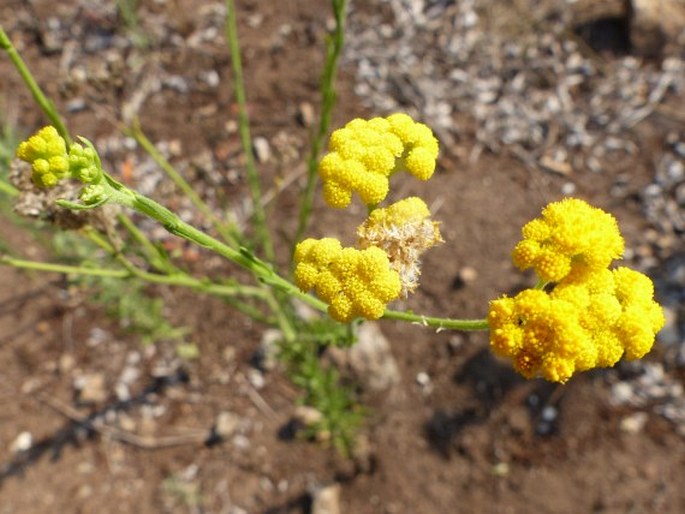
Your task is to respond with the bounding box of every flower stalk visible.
[0,25,71,146]
[224,0,273,262]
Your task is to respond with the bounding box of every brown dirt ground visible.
[1,1,684,513]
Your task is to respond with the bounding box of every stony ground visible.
[1,1,684,513]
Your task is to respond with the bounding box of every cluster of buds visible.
[16,126,70,188]
[295,114,443,321]
[294,238,401,322]
[512,198,625,282]
[488,198,664,382]
[319,113,439,209]
[16,126,106,205]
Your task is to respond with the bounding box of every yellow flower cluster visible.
[488,268,665,382]
[319,113,439,208]
[296,115,443,320]
[294,238,401,323]
[513,198,624,282]
[16,126,69,188]
[357,197,443,296]
[489,198,664,382]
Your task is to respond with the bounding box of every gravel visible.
[345,1,684,176]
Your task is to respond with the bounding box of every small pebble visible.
[247,369,265,389]
[74,373,107,403]
[416,371,431,387]
[310,483,342,514]
[297,102,315,127]
[10,431,33,453]
[66,98,87,113]
[491,462,510,477]
[58,354,76,374]
[293,405,324,428]
[459,266,478,283]
[215,411,241,439]
[541,405,558,423]
[620,412,648,434]
[253,137,271,163]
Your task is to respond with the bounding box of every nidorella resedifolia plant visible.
[14,114,665,384]
[0,0,665,435]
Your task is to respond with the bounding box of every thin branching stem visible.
[224,0,273,262]
[125,120,243,247]
[0,25,72,145]
[100,176,489,332]
[0,179,18,196]
[382,309,489,331]
[101,182,300,336]
[1,254,271,307]
[1,256,129,277]
[117,213,178,274]
[99,226,274,324]
[291,0,348,255]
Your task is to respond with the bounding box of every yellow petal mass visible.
[318,114,439,208]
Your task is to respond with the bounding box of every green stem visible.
[4,245,489,332]
[1,254,267,298]
[90,224,274,323]
[98,182,323,333]
[1,256,129,277]
[291,0,348,254]
[382,309,489,331]
[82,226,116,253]
[224,0,273,262]
[3,253,274,323]
[117,212,177,274]
[102,178,489,333]
[57,170,490,334]
[122,123,295,334]
[125,120,243,247]
[0,25,71,146]
[535,279,550,290]
[0,179,18,196]
[264,293,296,342]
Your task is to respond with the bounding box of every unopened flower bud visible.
[79,184,107,205]
[69,142,102,184]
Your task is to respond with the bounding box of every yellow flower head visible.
[513,198,624,282]
[488,267,664,383]
[294,238,401,322]
[357,197,443,296]
[319,114,439,208]
[16,126,69,188]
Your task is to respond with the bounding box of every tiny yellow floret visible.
[318,114,439,208]
[294,238,401,322]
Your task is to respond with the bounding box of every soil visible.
[1,1,684,513]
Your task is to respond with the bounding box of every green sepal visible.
[56,197,109,210]
[76,136,103,169]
